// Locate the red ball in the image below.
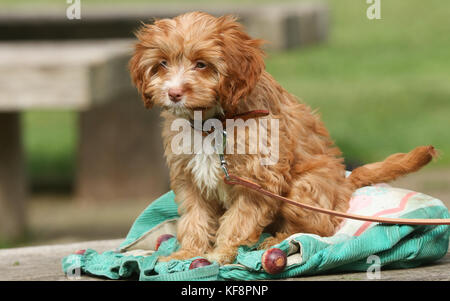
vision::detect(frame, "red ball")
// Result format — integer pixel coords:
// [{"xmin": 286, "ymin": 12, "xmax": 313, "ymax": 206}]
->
[
  {"xmin": 74, "ymin": 249, "xmax": 86, "ymax": 255},
  {"xmin": 261, "ymin": 248, "xmax": 287, "ymax": 274},
  {"xmin": 189, "ymin": 258, "xmax": 212, "ymax": 269},
  {"xmin": 155, "ymin": 234, "xmax": 175, "ymax": 250}
]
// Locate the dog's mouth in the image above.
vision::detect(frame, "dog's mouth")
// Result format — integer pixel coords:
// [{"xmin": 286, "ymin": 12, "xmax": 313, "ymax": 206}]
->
[
  {"xmin": 185, "ymin": 105, "xmax": 211, "ymax": 111},
  {"xmin": 163, "ymin": 104, "xmax": 218, "ymax": 120},
  {"xmin": 163, "ymin": 98, "xmax": 223, "ymax": 120}
]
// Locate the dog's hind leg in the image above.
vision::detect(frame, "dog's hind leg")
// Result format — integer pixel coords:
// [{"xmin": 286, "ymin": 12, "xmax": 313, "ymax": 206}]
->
[{"xmin": 259, "ymin": 167, "xmax": 352, "ymax": 249}]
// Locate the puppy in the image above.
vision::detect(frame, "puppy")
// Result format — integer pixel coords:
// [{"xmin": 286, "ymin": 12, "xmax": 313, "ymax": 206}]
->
[{"xmin": 129, "ymin": 12, "xmax": 436, "ymax": 264}]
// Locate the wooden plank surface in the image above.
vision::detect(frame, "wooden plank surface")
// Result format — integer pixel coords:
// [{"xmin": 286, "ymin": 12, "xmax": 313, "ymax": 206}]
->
[
  {"xmin": 0, "ymin": 239, "xmax": 448, "ymax": 281},
  {"xmin": 0, "ymin": 239, "xmax": 122, "ymax": 281},
  {"xmin": 0, "ymin": 39, "xmax": 133, "ymax": 110}
]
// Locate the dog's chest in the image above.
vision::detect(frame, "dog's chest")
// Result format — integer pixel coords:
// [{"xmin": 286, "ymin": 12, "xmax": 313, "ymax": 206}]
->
[{"xmin": 187, "ymin": 153, "xmax": 231, "ymax": 208}]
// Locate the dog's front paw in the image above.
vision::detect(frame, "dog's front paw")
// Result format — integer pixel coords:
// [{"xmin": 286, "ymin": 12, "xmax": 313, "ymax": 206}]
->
[
  {"xmin": 159, "ymin": 249, "xmax": 204, "ymax": 262},
  {"xmin": 206, "ymin": 248, "xmax": 237, "ymax": 265},
  {"xmin": 257, "ymin": 233, "xmax": 290, "ymax": 250}
]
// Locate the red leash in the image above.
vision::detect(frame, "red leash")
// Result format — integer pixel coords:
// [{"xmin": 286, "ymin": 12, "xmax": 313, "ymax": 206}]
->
[{"xmin": 223, "ymin": 174, "xmax": 450, "ymax": 225}]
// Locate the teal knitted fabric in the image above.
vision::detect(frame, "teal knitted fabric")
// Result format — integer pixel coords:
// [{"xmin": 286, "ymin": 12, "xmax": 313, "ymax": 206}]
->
[{"xmin": 62, "ymin": 187, "xmax": 450, "ymax": 281}]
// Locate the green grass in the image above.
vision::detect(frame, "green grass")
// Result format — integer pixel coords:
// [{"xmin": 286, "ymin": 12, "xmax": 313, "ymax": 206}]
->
[
  {"xmin": 265, "ymin": 0, "xmax": 450, "ymax": 165},
  {"xmin": 22, "ymin": 111, "xmax": 77, "ymax": 191},
  {"xmin": 19, "ymin": 0, "xmax": 450, "ymax": 190}
]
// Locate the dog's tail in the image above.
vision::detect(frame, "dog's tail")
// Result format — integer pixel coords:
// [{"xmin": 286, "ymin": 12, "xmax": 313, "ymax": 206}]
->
[{"xmin": 346, "ymin": 145, "xmax": 438, "ymax": 190}]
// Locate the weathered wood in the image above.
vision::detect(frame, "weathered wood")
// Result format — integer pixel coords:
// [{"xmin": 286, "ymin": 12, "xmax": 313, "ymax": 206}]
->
[
  {"xmin": 76, "ymin": 91, "xmax": 170, "ymax": 202},
  {"xmin": 0, "ymin": 112, "xmax": 27, "ymax": 241},
  {"xmin": 0, "ymin": 40, "xmax": 133, "ymax": 110},
  {"xmin": 0, "ymin": 3, "xmax": 329, "ymax": 51},
  {"xmin": 292, "ymin": 255, "xmax": 450, "ymax": 281},
  {"xmin": 245, "ymin": 2, "xmax": 329, "ymax": 49},
  {"xmin": 0, "ymin": 239, "xmax": 448, "ymax": 281},
  {"xmin": 0, "ymin": 239, "xmax": 121, "ymax": 281}
]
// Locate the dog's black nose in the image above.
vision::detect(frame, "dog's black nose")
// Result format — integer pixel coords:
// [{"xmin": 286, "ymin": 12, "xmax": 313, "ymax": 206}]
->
[{"xmin": 168, "ymin": 87, "xmax": 184, "ymax": 102}]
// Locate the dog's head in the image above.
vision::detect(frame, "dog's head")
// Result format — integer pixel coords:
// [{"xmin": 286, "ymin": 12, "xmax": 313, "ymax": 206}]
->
[{"xmin": 129, "ymin": 12, "xmax": 265, "ymax": 118}]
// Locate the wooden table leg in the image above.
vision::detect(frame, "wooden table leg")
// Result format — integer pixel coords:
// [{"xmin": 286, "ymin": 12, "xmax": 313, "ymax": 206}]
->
[
  {"xmin": 0, "ymin": 112, "xmax": 27, "ymax": 242},
  {"xmin": 75, "ymin": 90, "xmax": 170, "ymax": 203}
]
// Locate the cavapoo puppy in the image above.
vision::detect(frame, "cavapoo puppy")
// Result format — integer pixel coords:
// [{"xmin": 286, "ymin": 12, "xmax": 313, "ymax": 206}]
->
[{"xmin": 129, "ymin": 12, "xmax": 436, "ymax": 264}]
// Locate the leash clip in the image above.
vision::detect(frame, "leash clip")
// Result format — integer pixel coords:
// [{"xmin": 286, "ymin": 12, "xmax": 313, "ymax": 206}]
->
[{"xmin": 218, "ymin": 130, "xmax": 230, "ymax": 180}]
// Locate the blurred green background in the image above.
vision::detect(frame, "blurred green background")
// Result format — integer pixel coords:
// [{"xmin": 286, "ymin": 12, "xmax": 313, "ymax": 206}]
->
[{"xmin": 16, "ymin": 0, "xmax": 450, "ymax": 192}]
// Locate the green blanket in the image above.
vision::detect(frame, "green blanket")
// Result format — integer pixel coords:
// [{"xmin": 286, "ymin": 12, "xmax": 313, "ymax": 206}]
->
[{"xmin": 62, "ymin": 185, "xmax": 450, "ymax": 280}]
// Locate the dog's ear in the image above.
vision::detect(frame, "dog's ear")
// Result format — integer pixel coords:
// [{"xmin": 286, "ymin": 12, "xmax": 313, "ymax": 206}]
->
[
  {"xmin": 218, "ymin": 16, "xmax": 265, "ymax": 112},
  {"xmin": 129, "ymin": 25, "xmax": 156, "ymax": 109}
]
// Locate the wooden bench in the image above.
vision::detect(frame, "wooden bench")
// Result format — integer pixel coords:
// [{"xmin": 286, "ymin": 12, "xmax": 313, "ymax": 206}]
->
[
  {"xmin": 0, "ymin": 2, "xmax": 328, "ymax": 50},
  {"xmin": 0, "ymin": 239, "xmax": 448, "ymax": 280},
  {"xmin": 0, "ymin": 40, "xmax": 169, "ymax": 241}
]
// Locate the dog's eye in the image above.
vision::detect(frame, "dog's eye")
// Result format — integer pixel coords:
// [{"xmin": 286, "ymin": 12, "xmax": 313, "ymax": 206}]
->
[
  {"xmin": 160, "ymin": 60, "xmax": 168, "ymax": 68},
  {"xmin": 194, "ymin": 61, "xmax": 207, "ymax": 70}
]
